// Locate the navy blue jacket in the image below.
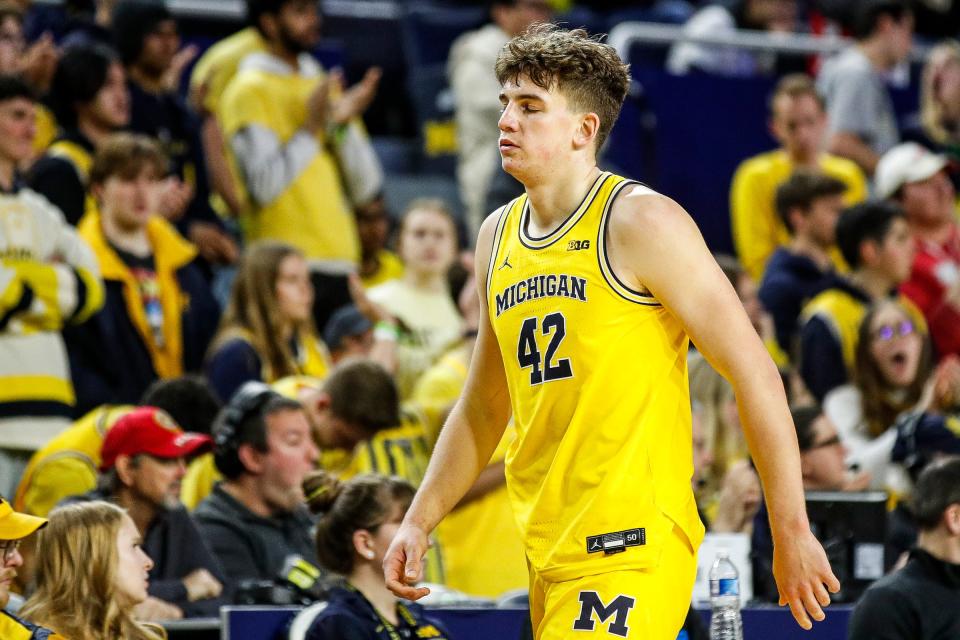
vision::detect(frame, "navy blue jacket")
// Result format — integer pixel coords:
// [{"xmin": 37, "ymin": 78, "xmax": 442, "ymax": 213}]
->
[
  {"xmin": 306, "ymin": 586, "xmax": 453, "ymax": 640},
  {"xmin": 758, "ymin": 247, "xmax": 840, "ymax": 356}
]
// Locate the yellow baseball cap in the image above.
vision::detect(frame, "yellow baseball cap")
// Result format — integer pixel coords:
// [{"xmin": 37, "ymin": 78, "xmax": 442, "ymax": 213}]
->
[{"xmin": 0, "ymin": 497, "xmax": 47, "ymax": 540}]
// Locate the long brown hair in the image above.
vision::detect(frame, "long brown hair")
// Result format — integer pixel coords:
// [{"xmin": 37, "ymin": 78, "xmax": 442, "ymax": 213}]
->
[
  {"xmin": 20, "ymin": 501, "xmax": 165, "ymax": 640},
  {"xmin": 854, "ymin": 301, "xmax": 934, "ymax": 438},
  {"xmin": 209, "ymin": 241, "xmax": 317, "ymax": 381}
]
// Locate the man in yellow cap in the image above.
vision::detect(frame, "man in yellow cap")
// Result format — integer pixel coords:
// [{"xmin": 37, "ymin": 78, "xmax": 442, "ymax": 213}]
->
[{"xmin": 0, "ymin": 496, "xmax": 60, "ymax": 639}]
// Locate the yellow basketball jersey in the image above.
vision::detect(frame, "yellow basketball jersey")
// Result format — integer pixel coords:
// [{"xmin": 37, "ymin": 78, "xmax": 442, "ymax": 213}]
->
[{"xmin": 487, "ymin": 172, "xmax": 705, "ymax": 582}]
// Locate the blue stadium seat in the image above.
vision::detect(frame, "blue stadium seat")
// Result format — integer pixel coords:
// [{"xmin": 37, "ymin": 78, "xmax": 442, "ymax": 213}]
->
[
  {"xmin": 607, "ymin": 0, "xmax": 695, "ymax": 28},
  {"xmin": 406, "ymin": 64, "xmax": 458, "ymax": 175},
  {"xmin": 607, "ymin": 0, "xmax": 696, "ymax": 67},
  {"xmin": 372, "ymin": 136, "xmax": 421, "ymax": 174},
  {"xmin": 399, "ymin": 2, "xmax": 487, "ymax": 69},
  {"xmin": 383, "ymin": 172, "xmax": 464, "ymax": 224},
  {"xmin": 554, "ymin": 6, "xmax": 605, "ymax": 35}
]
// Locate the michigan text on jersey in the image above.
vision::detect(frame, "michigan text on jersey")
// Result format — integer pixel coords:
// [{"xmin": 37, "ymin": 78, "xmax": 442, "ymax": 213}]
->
[{"xmin": 494, "ymin": 274, "xmax": 587, "ymax": 317}]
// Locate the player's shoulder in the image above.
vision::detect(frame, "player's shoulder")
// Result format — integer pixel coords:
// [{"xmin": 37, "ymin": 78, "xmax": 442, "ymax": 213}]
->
[
  {"xmin": 608, "ymin": 181, "xmax": 692, "ymax": 239},
  {"xmin": 476, "ymin": 203, "xmax": 513, "ymax": 266}
]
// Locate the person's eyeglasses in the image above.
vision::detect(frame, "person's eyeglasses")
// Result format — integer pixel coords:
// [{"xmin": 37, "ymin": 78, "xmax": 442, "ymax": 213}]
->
[
  {"xmin": 807, "ymin": 434, "xmax": 842, "ymax": 451},
  {"xmin": 0, "ymin": 539, "xmax": 21, "ymax": 563},
  {"xmin": 874, "ymin": 320, "xmax": 915, "ymax": 342}
]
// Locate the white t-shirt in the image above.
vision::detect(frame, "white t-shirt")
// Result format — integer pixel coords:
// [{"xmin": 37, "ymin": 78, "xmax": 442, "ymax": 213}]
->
[
  {"xmin": 823, "ymin": 384, "xmax": 911, "ymax": 495},
  {"xmin": 369, "ymin": 279, "xmax": 464, "ymax": 399}
]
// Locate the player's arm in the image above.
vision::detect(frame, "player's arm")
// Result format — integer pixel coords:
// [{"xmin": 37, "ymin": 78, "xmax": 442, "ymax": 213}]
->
[
  {"xmin": 384, "ymin": 211, "xmax": 512, "ymax": 600},
  {"xmin": 607, "ymin": 187, "xmax": 839, "ymax": 630}
]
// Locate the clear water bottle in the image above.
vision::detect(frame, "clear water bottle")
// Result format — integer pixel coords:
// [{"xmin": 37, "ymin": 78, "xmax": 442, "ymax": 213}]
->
[{"xmin": 709, "ymin": 549, "xmax": 743, "ymax": 640}]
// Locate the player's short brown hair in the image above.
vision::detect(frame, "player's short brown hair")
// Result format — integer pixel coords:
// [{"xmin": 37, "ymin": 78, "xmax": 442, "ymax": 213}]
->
[{"xmin": 495, "ymin": 23, "xmax": 630, "ymax": 151}]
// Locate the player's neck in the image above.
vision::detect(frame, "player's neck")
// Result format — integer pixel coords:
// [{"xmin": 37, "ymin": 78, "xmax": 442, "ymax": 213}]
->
[{"xmin": 524, "ymin": 164, "xmax": 602, "ymax": 235}]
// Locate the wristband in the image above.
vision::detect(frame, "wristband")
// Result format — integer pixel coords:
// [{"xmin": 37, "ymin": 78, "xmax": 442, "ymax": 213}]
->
[{"xmin": 374, "ymin": 321, "xmax": 399, "ymax": 342}]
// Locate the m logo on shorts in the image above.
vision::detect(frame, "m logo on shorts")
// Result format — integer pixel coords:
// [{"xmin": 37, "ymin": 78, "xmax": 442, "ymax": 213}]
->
[{"xmin": 572, "ymin": 591, "xmax": 635, "ymax": 637}]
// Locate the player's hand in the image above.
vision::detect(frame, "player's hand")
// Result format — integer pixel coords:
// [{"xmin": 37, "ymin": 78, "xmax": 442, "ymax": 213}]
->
[
  {"xmin": 772, "ymin": 528, "xmax": 840, "ymax": 630},
  {"xmin": 383, "ymin": 523, "xmax": 431, "ymax": 601}
]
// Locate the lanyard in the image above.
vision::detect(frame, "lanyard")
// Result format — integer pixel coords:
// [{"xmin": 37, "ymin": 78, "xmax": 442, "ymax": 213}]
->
[{"xmin": 346, "ymin": 584, "xmax": 420, "ymax": 640}]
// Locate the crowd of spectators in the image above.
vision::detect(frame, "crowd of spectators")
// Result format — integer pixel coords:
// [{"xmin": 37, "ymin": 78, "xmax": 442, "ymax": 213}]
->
[{"xmin": 0, "ymin": 0, "xmax": 959, "ymax": 638}]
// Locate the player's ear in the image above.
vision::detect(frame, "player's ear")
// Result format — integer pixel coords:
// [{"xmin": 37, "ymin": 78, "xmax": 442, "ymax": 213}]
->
[{"xmin": 574, "ymin": 112, "xmax": 600, "ymax": 150}]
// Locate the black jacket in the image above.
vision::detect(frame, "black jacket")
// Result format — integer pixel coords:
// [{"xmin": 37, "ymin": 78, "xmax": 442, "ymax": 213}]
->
[
  {"xmin": 758, "ymin": 247, "xmax": 841, "ymax": 356},
  {"xmin": 193, "ymin": 484, "xmax": 319, "ymax": 596},
  {"xmin": 848, "ymin": 548, "xmax": 960, "ymax": 640}
]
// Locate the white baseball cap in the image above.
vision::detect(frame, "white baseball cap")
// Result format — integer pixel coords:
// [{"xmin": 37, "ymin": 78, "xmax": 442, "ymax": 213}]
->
[{"xmin": 875, "ymin": 142, "xmax": 949, "ymax": 200}]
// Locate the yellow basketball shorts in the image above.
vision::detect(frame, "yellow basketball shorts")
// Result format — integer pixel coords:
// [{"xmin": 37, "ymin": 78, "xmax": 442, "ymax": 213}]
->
[{"xmin": 528, "ymin": 525, "xmax": 697, "ymax": 640}]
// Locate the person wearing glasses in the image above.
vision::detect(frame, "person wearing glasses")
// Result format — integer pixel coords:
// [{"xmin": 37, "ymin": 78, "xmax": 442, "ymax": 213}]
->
[
  {"xmin": 822, "ymin": 300, "xmax": 960, "ymax": 495},
  {"xmin": 0, "ymin": 496, "xmax": 58, "ymax": 639},
  {"xmin": 798, "ymin": 201, "xmax": 922, "ymax": 402},
  {"xmin": 751, "ymin": 405, "xmax": 868, "ymax": 602},
  {"xmin": 193, "ymin": 382, "xmax": 321, "ymax": 593}
]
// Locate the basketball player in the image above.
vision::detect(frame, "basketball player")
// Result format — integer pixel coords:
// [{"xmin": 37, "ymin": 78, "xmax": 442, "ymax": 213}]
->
[{"xmin": 384, "ymin": 24, "xmax": 838, "ymax": 639}]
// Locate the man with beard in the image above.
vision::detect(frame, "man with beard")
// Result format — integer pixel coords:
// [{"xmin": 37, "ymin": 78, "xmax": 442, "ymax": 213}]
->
[
  {"xmin": 219, "ymin": 0, "xmax": 382, "ymax": 331},
  {"xmin": 195, "ymin": 382, "xmax": 323, "ymax": 596},
  {"xmin": 64, "ymin": 406, "xmax": 223, "ymax": 619},
  {"xmin": 113, "ymin": 0, "xmax": 238, "ymax": 269}
]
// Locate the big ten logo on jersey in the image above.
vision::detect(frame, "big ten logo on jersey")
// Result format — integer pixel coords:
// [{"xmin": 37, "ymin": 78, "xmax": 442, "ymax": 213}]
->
[
  {"xmin": 572, "ymin": 591, "xmax": 636, "ymax": 637},
  {"xmin": 567, "ymin": 239, "xmax": 591, "ymax": 251}
]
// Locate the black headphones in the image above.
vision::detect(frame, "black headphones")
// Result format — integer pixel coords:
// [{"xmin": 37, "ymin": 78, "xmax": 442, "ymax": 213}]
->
[{"xmin": 214, "ymin": 381, "xmax": 281, "ymax": 478}]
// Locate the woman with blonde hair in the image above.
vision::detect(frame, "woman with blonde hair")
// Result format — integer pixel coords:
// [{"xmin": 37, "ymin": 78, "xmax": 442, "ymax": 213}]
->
[
  {"xmin": 906, "ymin": 40, "xmax": 960, "ymax": 172},
  {"xmin": 20, "ymin": 501, "xmax": 164, "ymax": 640},
  {"xmin": 206, "ymin": 240, "xmax": 332, "ymax": 402}
]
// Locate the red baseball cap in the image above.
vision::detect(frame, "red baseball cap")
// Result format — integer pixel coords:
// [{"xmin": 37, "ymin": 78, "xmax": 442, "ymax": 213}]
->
[{"xmin": 100, "ymin": 407, "xmax": 213, "ymax": 471}]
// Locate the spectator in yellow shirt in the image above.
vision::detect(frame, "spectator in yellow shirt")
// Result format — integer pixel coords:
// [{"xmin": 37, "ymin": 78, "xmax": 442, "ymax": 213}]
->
[{"xmin": 731, "ymin": 73, "xmax": 867, "ymax": 281}]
